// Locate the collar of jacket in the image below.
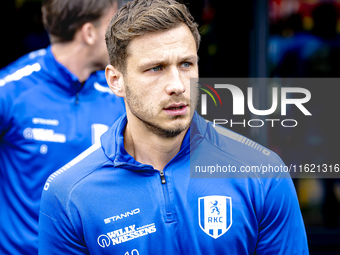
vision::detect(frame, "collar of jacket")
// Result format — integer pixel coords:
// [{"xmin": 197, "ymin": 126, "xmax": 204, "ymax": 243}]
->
[{"xmin": 101, "ymin": 111, "xmax": 207, "ymax": 170}]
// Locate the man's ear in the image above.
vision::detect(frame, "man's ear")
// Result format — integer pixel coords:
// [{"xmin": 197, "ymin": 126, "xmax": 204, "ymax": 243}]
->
[
  {"xmin": 80, "ymin": 22, "xmax": 97, "ymax": 45},
  {"xmin": 105, "ymin": 65, "xmax": 125, "ymax": 97}
]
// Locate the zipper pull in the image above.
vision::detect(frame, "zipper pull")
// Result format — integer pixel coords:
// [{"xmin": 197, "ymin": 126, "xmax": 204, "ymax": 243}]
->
[
  {"xmin": 75, "ymin": 92, "xmax": 79, "ymax": 105},
  {"xmin": 160, "ymin": 170, "xmax": 166, "ymax": 184}
]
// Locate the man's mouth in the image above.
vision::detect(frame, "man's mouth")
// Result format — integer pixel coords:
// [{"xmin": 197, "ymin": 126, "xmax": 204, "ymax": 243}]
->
[
  {"xmin": 166, "ymin": 106, "xmax": 185, "ymax": 110},
  {"xmin": 163, "ymin": 103, "xmax": 188, "ymax": 116}
]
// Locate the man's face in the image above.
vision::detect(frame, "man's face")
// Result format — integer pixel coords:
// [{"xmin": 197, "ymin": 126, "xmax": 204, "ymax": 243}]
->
[{"xmin": 122, "ymin": 24, "xmax": 199, "ymax": 138}]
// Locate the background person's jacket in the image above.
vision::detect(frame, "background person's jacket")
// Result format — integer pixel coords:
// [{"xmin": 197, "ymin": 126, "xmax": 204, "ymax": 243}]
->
[
  {"xmin": 39, "ymin": 112, "xmax": 309, "ymax": 255},
  {"xmin": 0, "ymin": 46, "xmax": 126, "ymax": 254}
]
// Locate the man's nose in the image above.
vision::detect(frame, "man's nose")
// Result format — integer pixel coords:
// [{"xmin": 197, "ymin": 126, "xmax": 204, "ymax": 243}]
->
[{"xmin": 165, "ymin": 67, "xmax": 186, "ymax": 96}]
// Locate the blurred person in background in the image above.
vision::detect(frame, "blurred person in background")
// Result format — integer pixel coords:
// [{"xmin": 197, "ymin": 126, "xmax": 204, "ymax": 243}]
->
[{"xmin": 0, "ymin": 0, "xmax": 127, "ymax": 254}]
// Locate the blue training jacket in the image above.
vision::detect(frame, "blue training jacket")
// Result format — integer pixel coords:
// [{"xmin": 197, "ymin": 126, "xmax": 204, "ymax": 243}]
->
[
  {"xmin": 0, "ymin": 46, "xmax": 126, "ymax": 254},
  {"xmin": 39, "ymin": 112, "xmax": 309, "ymax": 255}
]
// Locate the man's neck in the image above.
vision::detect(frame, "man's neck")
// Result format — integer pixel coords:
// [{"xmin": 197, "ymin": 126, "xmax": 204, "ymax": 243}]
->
[
  {"xmin": 51, "ymin": 43, "xmax": 94, "ymax": 83},
  {"xmin": 124, "ymin": 116, "xmax": 187, "ymax": 171}
]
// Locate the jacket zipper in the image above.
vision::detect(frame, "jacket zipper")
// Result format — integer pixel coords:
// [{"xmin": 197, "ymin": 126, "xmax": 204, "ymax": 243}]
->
[
  {"xmin": 159, "ymin": 170, "xmax": 173, "ymax": 221},
  {"xmin": 156, "ymin": 145, "xmax": 192, "ymax": 222},
  {"xmin": 75, "ymin": 92, "xmax": 79, "ymax": 105},
  {"xmin": 160, "ymin": 169, "xmax": 166, "ymax": 184},
  {"xmin": 75, "ymin": 81, "xmax": 85, "ymax": 105}
]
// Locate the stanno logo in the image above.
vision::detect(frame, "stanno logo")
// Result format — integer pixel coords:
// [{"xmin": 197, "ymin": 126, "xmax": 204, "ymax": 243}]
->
[
  {"xmin": 104, "ymin": 208, "xmax": 140, "ymax": 224},
  {"xmin": 32, "ymin": 118, "xmax": 59, "ymax": 126},
  {"xmin": 198, "ymin": 195, "xmax": 232, "ymax": 239},
  {"xmin": 97, "ymin": 223, "xmax": 157, "ymax": 248}
]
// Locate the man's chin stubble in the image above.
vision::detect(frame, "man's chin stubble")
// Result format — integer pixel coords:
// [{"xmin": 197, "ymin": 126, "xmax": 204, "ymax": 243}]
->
[{"xmin": 135, "ymin": 114, "xmax": 188, "ymax": 138}]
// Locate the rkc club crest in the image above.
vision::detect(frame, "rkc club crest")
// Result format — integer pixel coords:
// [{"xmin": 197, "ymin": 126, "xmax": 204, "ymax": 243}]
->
[{"xmin": 198, "ymin": 195, "xmax": 232, "ymax": 239}]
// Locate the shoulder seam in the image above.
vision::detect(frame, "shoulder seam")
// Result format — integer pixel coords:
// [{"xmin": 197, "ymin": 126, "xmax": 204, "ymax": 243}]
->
[
  {"xmin": 44, "ymin": 143, "xmax": 102, "ymax": 190},
  {"xmin": 201, "ymin": 136, "xmax": 264, "ymax": 183},
  {"xmin": 207, "ymin": 121, "xmax": 272, "ymax": 157},
  {"xmin": 0, "ymin": 63, "xmax": 41, "ymax": 87}
]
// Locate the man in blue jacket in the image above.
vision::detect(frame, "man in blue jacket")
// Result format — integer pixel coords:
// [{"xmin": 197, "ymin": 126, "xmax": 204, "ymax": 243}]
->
[
  {"xmin": 39, "ymin": 0, "xmax": 309, "ymax": 254},
  {"xmin": 0, "ymin": 0, "xmax": 126, "ymax": 254}
]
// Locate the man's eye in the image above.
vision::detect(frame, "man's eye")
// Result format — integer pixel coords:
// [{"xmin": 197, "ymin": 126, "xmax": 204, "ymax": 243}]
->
[
  {"xmin": 181, "ymin": 62, "xmax": 191, "ymax": 68},
  {"xmin": 149, "ymin": 66, "xmax": 163, "ymax": 72}
]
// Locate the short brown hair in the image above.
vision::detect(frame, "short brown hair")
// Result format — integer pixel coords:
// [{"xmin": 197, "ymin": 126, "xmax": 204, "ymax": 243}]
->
[
  {"xmin": 105, "ymin": 0, "xmax": 200, "ymax": 73},
  {"xmin": 42, "ymin": 0, "xmax": 124, "ymax": 43}
]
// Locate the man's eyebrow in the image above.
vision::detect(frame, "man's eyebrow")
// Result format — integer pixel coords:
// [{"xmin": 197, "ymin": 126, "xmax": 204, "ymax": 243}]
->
[
  {"xmin": 181, "ymin": 55, "xmax": 199, "ymax": 63},
  {"xmin": 139, "ymin": 60, "xmax": 165, "ymax": 70},
  {"xmin": 139, "ymin": 55, "xmax": 199, "ymax": 70}
]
